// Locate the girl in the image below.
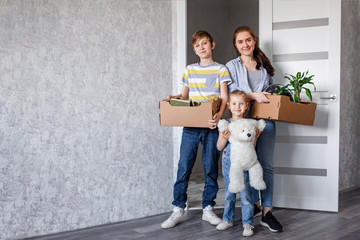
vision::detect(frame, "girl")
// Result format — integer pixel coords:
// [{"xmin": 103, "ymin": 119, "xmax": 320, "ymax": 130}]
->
[
  {"xmin": 226, "ymin": 26, "xmax": 283, "ymax": 233},
  {"xmin": 216, "ymin": 90, "xmax": 255, "ymax": 237}
]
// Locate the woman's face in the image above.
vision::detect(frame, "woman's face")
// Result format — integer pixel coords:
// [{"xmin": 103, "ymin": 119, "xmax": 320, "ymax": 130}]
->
[{"xmin": 234, "ymin": 31, "xmax": 256, "ymax": 57}]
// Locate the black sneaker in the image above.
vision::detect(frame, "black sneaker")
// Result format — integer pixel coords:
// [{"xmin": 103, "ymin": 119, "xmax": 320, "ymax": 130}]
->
[
  {"xmin": 260, "ymin": 211, "xmax": 283, "ymax": 232},
  {"xmin": 254, "ymin": 204, "xmax": 262, "ymax": 218}
]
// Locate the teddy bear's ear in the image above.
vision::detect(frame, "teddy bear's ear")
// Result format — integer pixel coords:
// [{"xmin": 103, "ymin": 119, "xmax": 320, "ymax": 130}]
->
[
  {"xmin": 217, "ymin": 119, "xmax": 229, "ymax": 132},
  {"xmin": 257, "ymin": 119, "xmax": 266, "ymax": 131}
]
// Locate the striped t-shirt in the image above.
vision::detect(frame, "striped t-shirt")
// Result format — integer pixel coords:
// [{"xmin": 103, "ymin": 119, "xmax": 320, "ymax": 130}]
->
[{"xmin": 181, "ymin": 62, "xmax": 231, "ymax": 102}]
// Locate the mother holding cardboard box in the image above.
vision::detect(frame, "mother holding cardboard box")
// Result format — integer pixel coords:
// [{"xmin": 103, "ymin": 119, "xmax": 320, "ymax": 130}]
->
[{"xmin": 225, "ymin": 26, "xmax": 283, "ymax": 233}]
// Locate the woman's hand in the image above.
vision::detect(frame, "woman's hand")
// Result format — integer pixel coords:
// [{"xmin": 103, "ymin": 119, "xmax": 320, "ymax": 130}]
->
[
  {"xmin": 248, "ymin": 92, "xmax": 271, "ymax": 103},
  {"xmin": 208, "ymin": 112, "xmax": 221, "ymax": 129}
]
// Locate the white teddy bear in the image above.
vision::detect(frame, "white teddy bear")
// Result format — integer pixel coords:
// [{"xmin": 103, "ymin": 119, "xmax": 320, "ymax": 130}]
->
[{"xmin": 218, "ymin": 118, "xmax": 267, "ymax": 193}]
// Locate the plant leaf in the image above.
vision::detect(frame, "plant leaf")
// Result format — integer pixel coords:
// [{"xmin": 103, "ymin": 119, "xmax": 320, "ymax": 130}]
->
[
  {"xmin": 284, "ymin": 75, "xmax": 292, "ymax": 82},
  {"xmin": 293, "ymin": 94, "xmax": 299, "ymax": 103},
  {"xmin": 277, "ymin": 85, "xmax": 290, "ymax": 94},
  {"xmin": 304, "ymin": 87, "xmax": 313, "ymax": 101}
]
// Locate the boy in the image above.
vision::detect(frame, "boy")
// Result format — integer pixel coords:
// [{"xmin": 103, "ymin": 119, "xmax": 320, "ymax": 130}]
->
[{"xmin": 161, "ymin": 30, "xmax": 231, "ymax": 228}]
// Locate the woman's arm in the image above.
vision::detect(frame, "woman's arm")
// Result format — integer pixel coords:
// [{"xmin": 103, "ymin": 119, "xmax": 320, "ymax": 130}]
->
[{"xmin": 246, "ymin": 92, "xmax": 271, "ymax": 103}]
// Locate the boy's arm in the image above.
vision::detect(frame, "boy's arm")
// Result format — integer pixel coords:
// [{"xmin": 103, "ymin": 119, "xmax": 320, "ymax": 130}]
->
[
  {"xmin": 208, "ymin": 82, "xmax": 228, "ymax": 129},
  {"xmin": 163, "ymin": 86, "xmax": 189, "ymax": 101},
  {"xmin": 218, "ymin": 81, "xmax": 229, "ymax": 117}
]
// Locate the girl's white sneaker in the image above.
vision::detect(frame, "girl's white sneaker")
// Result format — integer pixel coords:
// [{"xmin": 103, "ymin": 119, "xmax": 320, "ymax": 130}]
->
[
  {"xmin": 243, "ymin": 224, "xmax": 254, "ymax": 237},
  {"xmin": 216, "ymin": 220, "xmax": 234, "ymax": 230}
]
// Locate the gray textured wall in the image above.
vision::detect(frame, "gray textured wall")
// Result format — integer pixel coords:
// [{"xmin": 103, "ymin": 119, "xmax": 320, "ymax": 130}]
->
[
  {"xmin": 0, "ymin": 0, "xmax": 175, "ymax": 239},
  {"xmin": 339, "ymin": 0, "xmax": 360, "ymax": 191}
]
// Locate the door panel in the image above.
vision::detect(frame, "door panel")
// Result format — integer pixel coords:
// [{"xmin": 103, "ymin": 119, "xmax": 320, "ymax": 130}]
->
[
  {"xmin": 273, "ymin": 0, "xmax": 329, "ymax": 22},
  {"xmin": 273, "ymin": 27, "xmax": 329, "ymax": 55},
  {"xmin": 260, "ymin": 0, "xmax": 340, "ymax": 212}
]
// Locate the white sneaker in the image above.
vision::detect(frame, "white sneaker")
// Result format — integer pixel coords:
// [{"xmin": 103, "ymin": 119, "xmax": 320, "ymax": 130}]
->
[
  {"xmin": 161, "ymin": 206, "xmax": 186, "ymax": 229},
  {"xmin": 243, "ymin": 224, "xmax": 254, "ymax": 237},
  {"xmin": 216, "ymin": 220, "xmax": 234, "ymax": 230},
  {"xmin": 202, "ymin": 205, "xmax": 222, "ymax": 225}
]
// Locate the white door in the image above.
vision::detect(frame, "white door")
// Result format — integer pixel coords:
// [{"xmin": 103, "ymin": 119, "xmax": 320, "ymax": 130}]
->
[{"xmin": 259, "ymin": 0, "xmax": 341, "ymax": 212}]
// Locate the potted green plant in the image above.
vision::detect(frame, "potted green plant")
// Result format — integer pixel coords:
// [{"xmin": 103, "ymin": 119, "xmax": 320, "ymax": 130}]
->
[{"xmin": 277, "ymin": 70, "xmax": 316, "ymax": 103}]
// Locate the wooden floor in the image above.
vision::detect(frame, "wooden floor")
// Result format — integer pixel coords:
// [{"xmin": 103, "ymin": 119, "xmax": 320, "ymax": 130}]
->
[{"xmin": 28, "ymin": 188, "xmax": 360, "ymax": 240}]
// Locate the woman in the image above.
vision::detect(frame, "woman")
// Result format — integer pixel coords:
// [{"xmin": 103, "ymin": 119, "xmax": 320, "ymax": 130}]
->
[{"xmin": 226, "ymin": 26, "xmax": 283, "ymax": 233}]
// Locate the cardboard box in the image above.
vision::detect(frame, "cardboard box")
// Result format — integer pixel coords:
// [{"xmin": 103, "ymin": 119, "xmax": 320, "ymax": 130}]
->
[
  {"xmin": 159, "ymin": 98, "xmax": 222, "ymax": 128},
  {"xmin": 251, "ymin": 95, "xmax": 317, "ymax": 125}
]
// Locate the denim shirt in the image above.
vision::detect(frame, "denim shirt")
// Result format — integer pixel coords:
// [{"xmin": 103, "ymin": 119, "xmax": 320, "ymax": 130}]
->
[{"xmin": 226, "ymin": 57, "xmax": 274, "ymax": 93}]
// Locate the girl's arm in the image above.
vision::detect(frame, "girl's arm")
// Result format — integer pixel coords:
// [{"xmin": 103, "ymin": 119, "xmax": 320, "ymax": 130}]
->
[
  {"xmin": 217, "ymin": 130, "xmax": 231, "ymax": 151},
  {"xmin": 209, "ymin": 82, "xmax": 228, "ymax": 129},
  {"xmin": 163, "ymin": 86, "xmax": 189, "ymax": 101}
]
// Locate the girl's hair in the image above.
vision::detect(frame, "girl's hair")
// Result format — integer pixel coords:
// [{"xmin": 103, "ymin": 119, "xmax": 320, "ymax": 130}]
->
[
  {"xmin": 233, "ymin": 26, "xmax": 275, "ymax": 76},
  {"xmin": 229, "ymin": 90, "xmax": 248, "ymax": 102},
  {"xmin": 192, "ymin": 30, "xmax": 214, "ymax": 46},
  {"xmin": 228, "ymin": 90, "xmax": 249, "ymax": 117}
]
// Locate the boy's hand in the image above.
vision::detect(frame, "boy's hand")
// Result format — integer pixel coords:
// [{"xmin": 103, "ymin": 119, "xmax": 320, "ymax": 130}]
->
[
  {"xmin": 163, "ymin": 95, "xmax": 171, "ymax": 101},
  {"xmin": 208, "ymin": 113, "xmax": 221, "ymax": 129}
]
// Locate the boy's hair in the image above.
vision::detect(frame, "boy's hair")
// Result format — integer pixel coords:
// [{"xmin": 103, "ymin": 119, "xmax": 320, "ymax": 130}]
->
[
  {"xmin": 229, "ymin": 90, "xmax": 248, "ymax": 102},
  {"xmin": 192, "ymin": 30, "xmax": 214, "ymax": 46},
  {"xmin": 233, "ymin": 26, "xmax": 275, "ymax": 76}
]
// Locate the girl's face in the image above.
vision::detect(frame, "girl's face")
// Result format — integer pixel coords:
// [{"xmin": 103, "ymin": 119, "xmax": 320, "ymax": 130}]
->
[
  {"xmin": 228, "ymin": 95, "xmax": 248, "ymax": 118},
  {"xmin": 234, "ymin": 31, "xmax": 256, "ymax": 57},
  {"xmin": 193, "ymin": 37, "xmax": 215, "ymax": 59}
]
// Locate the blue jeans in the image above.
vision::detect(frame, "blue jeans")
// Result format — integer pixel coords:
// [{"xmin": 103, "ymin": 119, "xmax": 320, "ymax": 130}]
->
[
  {"xmin": 252, "ymin": 120, "xmax": 276, "ymax": 208},
  {"xmin": 172, "ymin": 127, "xmax": 220, "ymax": 209},
  {"xmin": 222, "ymin": 144, "xmax": 254, "ymax": 224}
]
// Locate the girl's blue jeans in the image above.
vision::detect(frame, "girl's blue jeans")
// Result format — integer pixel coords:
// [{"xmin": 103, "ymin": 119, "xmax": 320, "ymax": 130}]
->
[
  {"xmin": 222, "ymin": 155, "xmax": 254, "ymax": 224},
  {"xmin": 172, "ymin": 127, "xmax": 220, "ymax": 209},
  {"xmin": 252, "ymin": 119, "xmax": 276, "ymax": 208}
]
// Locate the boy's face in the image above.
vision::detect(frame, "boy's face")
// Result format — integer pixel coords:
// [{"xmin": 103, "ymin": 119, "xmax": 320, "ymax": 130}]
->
[
  {"xmin": 228, "ymin": 95, "xmax": 248, "ymax": 118},
  {"xmin": 193, "ymin": 37, "xmax": 215, "ymax": 59}
]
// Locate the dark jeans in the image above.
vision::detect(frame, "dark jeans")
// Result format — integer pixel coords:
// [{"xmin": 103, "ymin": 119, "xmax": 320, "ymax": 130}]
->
[{"xmin": 172, "ymin": 127, "xmax": 220, "ymax": 209}]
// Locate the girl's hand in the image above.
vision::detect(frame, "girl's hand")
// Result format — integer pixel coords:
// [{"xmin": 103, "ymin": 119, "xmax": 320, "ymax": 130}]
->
[
  {"xmin": 254, "ymin": 129, "xmax": 263, "ymax": 146},
  {"xmin": 221, "ymin": 130, "xmax": 231, "ymax": 140},
  {"xmin": 255, "ymin": 129, "xmax": 262, "ymax": 139},
  {"xmin": 208, "ymin": 113, "xmax": 221, "ymax": 129}
]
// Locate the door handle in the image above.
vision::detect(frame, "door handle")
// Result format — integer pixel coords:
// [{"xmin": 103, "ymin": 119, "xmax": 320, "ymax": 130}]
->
[{"xmin": 320, "ymin": 94, "xmax": 337, "ymax": 102}]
